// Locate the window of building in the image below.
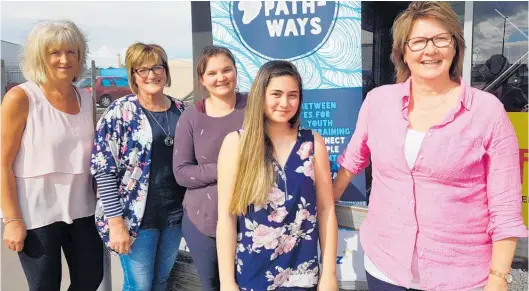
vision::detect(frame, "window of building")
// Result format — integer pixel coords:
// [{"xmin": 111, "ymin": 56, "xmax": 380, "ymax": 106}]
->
[{"xmin": 471, "ymin": 1, "xmax": 528, "ymax": 112}]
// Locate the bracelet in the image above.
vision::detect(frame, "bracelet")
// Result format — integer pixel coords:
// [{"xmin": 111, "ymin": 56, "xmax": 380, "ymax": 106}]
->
[{"xmin": 3, "ymin": 218, "xmax": 24, "ymax": 225}]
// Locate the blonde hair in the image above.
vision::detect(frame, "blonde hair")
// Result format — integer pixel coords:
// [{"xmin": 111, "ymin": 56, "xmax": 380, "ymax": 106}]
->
[
  {"xmin": 21, "ymin": 20, "xmax": 88, "ymax": 84},
  {"xmin": 125, "ymin": 42, "xmax": 171, "ymax": 95},
  {"xmin": 230, "ymin": 61, "xmax": 303, "ymax": 215},
  {"xmin": 391, "ymin": 1, "xmax": 465, "ymax": 83}
]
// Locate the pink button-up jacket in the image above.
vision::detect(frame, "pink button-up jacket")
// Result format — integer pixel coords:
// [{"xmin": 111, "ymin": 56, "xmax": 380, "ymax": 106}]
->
[{"xmin": 338, "ymin": 79, "xmax": 527, "ymax": 291}]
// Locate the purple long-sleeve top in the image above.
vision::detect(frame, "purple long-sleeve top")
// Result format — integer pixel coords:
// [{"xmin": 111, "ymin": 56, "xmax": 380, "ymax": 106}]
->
[{"xmin": 173, "ymin": 93, "xmax": 246, "ymax": 237}]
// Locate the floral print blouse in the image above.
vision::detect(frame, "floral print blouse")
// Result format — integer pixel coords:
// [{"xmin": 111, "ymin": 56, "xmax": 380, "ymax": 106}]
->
[
  {"xmin": 90, "ymin": 94, "xmax": 185, "ymax": 252},
  {"xmin": 236, "ymin": 129, "xmax": 319, "ymax": 291}
]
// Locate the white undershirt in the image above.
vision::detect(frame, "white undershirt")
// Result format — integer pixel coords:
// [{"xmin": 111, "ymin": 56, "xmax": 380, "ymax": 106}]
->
[{"xmin": 364, "ymin": 128, "xmax": 425, "ymax": 289}]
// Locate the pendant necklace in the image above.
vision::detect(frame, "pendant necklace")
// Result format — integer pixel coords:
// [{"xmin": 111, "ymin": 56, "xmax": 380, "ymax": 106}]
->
[{"xmin": 145, "ymin": 105, "xmax": 174, "ymax": 147}]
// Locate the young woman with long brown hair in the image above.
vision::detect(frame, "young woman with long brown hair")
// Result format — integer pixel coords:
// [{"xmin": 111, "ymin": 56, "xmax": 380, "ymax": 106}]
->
[{"xmin": 216, "ymin": 61, "xmax": 338, "ymax": 291}]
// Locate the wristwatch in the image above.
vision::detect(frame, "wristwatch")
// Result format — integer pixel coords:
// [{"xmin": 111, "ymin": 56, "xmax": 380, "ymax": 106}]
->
[{"xmin": 489, "ymin": 269, "xmax": 513, "ymax": 284}]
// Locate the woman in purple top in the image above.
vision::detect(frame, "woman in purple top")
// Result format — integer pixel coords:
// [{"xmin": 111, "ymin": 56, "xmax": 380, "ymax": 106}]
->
[{"xmin": 173, "ymin": 45, "xmax": 246, "ymax": 291}]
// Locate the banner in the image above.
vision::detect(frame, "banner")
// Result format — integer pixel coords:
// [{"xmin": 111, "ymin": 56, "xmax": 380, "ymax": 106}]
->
[
  {"xmin": 507, "ymin": 112, "xmax": 528, "ymax": 228},
  {"xmin": 211, "ymin": 1, "xmax": 366, "ymax": 205}
]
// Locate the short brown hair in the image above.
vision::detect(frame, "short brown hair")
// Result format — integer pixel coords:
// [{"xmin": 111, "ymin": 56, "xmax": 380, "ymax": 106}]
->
[
  {"xmin": 125, "ymin": 42, "xmax": 171, "ymax": 94},
  {"xmin": 196, "ymin": 45, "xmax": 237, "ymax": 83},
  {"xmin": 390, "ymin": 2, "xmax": 465, "ymax": 83}
]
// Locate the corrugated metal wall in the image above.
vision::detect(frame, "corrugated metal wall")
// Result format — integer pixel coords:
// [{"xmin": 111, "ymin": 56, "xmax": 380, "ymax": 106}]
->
[{"xmin": 164, "ymin": 59, "xmax": 194, "ymax": 101}]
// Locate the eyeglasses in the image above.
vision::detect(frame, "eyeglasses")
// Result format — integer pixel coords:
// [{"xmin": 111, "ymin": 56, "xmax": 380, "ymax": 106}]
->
[
  {"xmin": 135, "ymin": 65, "xmax": 165, "ymax": 78},
  {"xmin": 406, "ymin": 33, "xmax": 454, "ymax": 52}
]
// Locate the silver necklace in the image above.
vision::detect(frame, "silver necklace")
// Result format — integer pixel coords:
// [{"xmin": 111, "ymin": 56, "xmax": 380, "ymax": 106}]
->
[{"xmin": 145, "ymin": 105, "xmax": 174, "ymax": 147}]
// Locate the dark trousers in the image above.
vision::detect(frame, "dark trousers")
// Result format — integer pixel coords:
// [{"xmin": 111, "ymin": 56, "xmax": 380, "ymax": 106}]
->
[
  {"xmin": 18, "ymin": 215, "xmax": 104, "ymax": 291},
  {"xmin": 182, "ymin": 212, "xmax": 220, "ymax": 291},
  {"xmin": 367, "ymin": 272, "xmax": 424, "ymax": 291}
]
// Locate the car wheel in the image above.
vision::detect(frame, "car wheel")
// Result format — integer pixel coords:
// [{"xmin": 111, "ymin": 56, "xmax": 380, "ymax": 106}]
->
[{"xmin": 99, "ymin": 95, "xmax": 111, "ymax": 108}]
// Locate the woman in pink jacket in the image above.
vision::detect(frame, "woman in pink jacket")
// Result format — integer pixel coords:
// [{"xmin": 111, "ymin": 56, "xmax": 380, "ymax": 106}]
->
[{"xmin": 333, "ymin": 2, "xmax": 527, "ymax": 291}]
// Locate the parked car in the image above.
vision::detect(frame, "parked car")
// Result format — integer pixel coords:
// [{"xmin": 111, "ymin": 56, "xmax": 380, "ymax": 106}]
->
[
  {"xmin": 77, "ymin": 76, "xmax": 132, "ymax": 107},
  {"xmin": 5, "ymin": 82, "xmax": 21, "ymax": 93}
]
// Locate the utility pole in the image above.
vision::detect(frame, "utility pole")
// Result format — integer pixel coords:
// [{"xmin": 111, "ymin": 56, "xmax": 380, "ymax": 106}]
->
[{"xmin": 495, "ymin": 9, "xmax": 508, "ymax": 56}]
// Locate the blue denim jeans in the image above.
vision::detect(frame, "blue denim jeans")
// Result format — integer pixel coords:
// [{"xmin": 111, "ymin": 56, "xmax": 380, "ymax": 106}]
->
[{"xmin": 119, "ymin": 226, "xmax": 183, "ymax": 291}]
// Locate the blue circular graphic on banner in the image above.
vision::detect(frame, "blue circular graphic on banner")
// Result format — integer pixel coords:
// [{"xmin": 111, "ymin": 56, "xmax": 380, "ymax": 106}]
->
[{"xmin": 230, "ymin": 1, "xmax": 339, "ymax": 61}]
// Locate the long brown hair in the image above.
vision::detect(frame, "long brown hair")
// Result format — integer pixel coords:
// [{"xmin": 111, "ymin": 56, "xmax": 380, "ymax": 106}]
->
[
  {"xmin": 230, "ymin": 61, "xmax": 303, "ymax": 215},
  {"xmin": 390, "ymin": 1, "xmax": 465, "ymax": 83}
]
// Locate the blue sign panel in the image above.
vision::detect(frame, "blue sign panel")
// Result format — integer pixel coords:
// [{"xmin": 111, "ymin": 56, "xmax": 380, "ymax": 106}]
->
[
  {"xmin": 231, "ymin": 1, "xmax": 338, "ymax": 60},
  {"xmin": 212, "ymin": 1, "xmax": 366, "ymax": 205}
]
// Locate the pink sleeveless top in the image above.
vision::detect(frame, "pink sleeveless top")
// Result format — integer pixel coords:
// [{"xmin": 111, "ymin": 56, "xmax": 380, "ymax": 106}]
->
[{"xmin": 11, "ymin": 81, "xmax": 96, "ymax": 229}]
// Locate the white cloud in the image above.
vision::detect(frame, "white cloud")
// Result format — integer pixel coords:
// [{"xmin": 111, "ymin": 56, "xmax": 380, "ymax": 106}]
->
[
  {"xmin": 472, "ymin": 8, "xmax": 528, "ymax": 65},
  {"xmin": 1, "ymin": 1, "xmax": 193, "ymax": 68}
]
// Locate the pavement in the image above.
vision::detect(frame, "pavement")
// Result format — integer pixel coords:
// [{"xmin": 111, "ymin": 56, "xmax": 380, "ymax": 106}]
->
[{"xmin": 0, "ymin": 224, "xmax": 124, "ymax": 291}]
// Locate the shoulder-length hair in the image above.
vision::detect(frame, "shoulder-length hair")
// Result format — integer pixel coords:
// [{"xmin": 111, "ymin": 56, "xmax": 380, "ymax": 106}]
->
[
  {"xmin": 390, "ymin": 1, "xmax": 465, "ymax": 83},
  {"xmin": 230, "ymin": 60, "xmax": 303, "ymax": 215},
  {"xmin": 21, "ymin": 20, "xmax": 88, "ymax": 84}
]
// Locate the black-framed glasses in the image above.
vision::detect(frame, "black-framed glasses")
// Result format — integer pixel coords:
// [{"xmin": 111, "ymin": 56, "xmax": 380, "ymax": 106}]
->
[
  {"xmin": 406, "ymin": 33, "xmax": 454, "ymax": 52},
  {"xmin": 135, "ymin": 65, "xmax": 165, "ymax": 78}
]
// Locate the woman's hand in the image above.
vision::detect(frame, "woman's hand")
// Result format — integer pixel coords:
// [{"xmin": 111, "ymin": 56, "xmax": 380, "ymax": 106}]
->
[
  {"xmin": 108, "ymin": 217, "xmax": 131, "ymax": 254},
  {"xmin": 3, "ymin": 220, "xmax": 27, "ymax": 252},
  {"xmin": 318, "ymin": 273, "xmax": 338, "ymax": 291},
  {"xmin": 484, "ymin": 275, "xmax": 508, "ymax": 291}
]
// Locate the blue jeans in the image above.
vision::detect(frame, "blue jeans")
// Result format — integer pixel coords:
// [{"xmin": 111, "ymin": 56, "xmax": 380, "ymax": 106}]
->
[{"xmin": 119, "ymin": 226, "xmax": 183, "ymax": 291}]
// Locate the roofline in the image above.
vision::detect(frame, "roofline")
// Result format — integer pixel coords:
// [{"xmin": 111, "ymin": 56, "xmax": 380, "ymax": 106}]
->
[{"xmin": 1, "ymin": 40, "xmax": 22, "ymax": 46}]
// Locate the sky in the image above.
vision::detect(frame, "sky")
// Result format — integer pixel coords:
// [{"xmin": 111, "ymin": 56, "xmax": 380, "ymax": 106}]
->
[
  {"xmin": 1, "ymin": 1, "xmax": 526, "ymax": 67},
  {"xmin": 472, "ymin": 3, "xmax": 528, "ymax": 65},
  {"xmin": 1, "ymin": 1, "xmax": 193, "ymax": 68}
]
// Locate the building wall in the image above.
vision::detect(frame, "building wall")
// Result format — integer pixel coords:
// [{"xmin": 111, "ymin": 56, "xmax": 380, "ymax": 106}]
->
[
  {"xmin": 164, "ymin": 59, "xmax": 194, "ymax": 103},
  {"xmin": 1, "ymin": 41, "xmax": 25, "ymax": 97},
  {"xmin": 1, "ymin": 40, "xmax": 22, "ymax": 65}
]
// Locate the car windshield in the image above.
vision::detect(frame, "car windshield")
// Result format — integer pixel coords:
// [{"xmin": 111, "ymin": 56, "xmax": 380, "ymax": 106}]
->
[{"xmin": 77, "ymin": 78, "xmax": 92, "ymax": 88}]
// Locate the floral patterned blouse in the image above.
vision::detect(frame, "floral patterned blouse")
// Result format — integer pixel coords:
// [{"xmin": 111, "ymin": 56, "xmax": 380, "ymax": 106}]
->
[
  {"xmin": 236, "ymin": 129, "xmax": 319, "ymax": 291},
  {"xmin": 90, "ymin": 94, "xmax": 185, "ymax": 252}
]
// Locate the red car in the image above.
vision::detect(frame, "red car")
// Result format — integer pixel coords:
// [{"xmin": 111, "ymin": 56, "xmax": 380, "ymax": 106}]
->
[{"xmin": 77, "ymin": 76, "xmax": 132, "ymax": 107}]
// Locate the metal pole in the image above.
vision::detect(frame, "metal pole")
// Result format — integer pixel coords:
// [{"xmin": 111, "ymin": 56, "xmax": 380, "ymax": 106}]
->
[
  {"xmin": 91, "ymin": 59, "xmax": 112, "ymax": 291},
  {"xmin": 91, "ymin": 60, "xmax": 97, "ymax": 103},
  {"xmin": 462, "ymin": 1, "xmax": 474, "ymax": 83},
  {"xmin": 191, "ymin": 1, "xmax": 213, "ymax": 103},
  {"xmin": 1, "ymin": 59, "xmax": 6, "ymax": 101},
  {"xmin": 97, "ymin": 250, "xmax": 112, "ymax": 291},
  {"xmin": 494, "ymin": 9, "xmax": 509, "ymax": 56},
  {"xmin": 501, "ymin": 17, "xmax": 506, "ymax": 55}
]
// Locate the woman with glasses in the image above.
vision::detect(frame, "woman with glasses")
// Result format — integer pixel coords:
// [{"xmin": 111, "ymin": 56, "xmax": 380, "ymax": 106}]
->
[
  {"xmin": 333, "ymin": 2, "xmax": 526, "ymax": 291},
  {"xmin": 91, "ymin": 42, "xmax": 187, "ymax": 291}
]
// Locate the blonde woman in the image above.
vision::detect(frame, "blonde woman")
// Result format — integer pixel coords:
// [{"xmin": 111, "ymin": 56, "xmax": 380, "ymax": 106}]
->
[
  {"xmin": 216, "ymin": 61, "xmax": 338, "ymax": 291},
  {"xmin": 333, "ymin": 2, "xmax": 527, "ymax": 291},
  {"xmin": 1, "ymin": 20, "xmax": 103, "ymax": 290},
  {"xmin": 91, "ymin": 43, "xmax": 186, "ymax": 291}
]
